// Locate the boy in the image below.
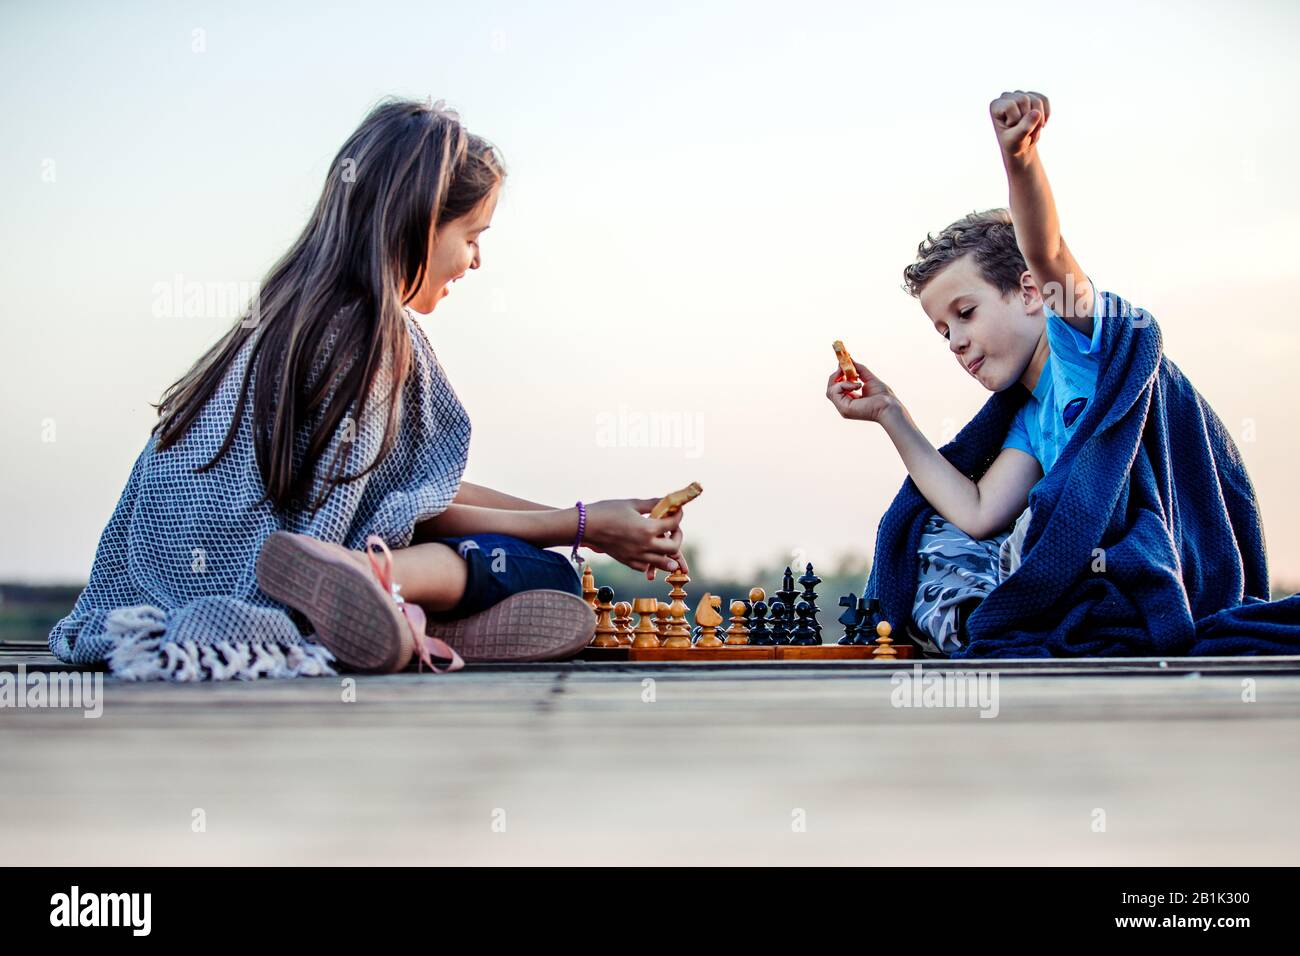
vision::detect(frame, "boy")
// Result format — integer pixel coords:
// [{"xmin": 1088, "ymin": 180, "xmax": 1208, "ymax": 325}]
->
[{"xmin": 826, "ymin": 90, "xmax": 1107, "ymax": 655}]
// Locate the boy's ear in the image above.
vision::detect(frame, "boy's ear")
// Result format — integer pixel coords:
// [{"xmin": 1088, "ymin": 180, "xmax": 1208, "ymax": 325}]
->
[{"xmin": 1017, "ymin": 269, "xmax": 1044, "ymax": 314}]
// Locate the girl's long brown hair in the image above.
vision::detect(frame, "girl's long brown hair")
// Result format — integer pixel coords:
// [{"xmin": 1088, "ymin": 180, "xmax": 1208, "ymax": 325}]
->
[{"xmin": 151, "ymin": 98, "xmax": 504, "ymax": 514}]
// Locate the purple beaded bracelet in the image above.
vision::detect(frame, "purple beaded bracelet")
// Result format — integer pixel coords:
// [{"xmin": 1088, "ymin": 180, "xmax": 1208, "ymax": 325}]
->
[{"xmin": 570, "ymin": 501, "xmax": 587, "ymax": 564}]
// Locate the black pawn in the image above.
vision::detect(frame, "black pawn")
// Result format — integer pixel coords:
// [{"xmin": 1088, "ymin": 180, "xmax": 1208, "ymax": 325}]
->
[
  {"xmin": 837, "ymin": 594, "xmax": 859, "ymax": 645},
  {"xmin": 768, "ymin": 599, "xmax": 790, "ymax": 644},
  {"xmin": 790, "ymin": 600, "xmax": 818, "ymax": 645},
  {"xmin": 749, "ymin": 600, "xmax": 774, "ymax": 645},
  {"xmin": 798, "ymin": 562, "xmax": 823, "ymax": 644}
]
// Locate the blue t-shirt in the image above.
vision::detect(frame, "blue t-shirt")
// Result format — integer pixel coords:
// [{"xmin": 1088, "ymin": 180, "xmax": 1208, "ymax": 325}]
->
[{"xmin": 1001, "ymin": 284, "xmax": 1105, "ymax": 476}]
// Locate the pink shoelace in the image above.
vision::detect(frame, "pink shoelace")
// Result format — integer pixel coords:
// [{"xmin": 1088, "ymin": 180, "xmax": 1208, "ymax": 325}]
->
[{"xmin": 364, "ymin": 535, "xmax": 465, "ymax": 673}]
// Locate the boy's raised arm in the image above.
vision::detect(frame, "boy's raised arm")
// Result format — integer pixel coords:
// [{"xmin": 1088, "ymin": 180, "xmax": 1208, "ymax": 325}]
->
[{"xmin": 991, "ymin": 90, "xmax": 1095, "ymax": 332}]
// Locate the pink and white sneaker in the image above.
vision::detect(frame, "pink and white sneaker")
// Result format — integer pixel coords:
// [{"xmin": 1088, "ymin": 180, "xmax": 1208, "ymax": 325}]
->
[{"xmin": 256, "ymin": 531, "xmax": 463, "ymax": 674}]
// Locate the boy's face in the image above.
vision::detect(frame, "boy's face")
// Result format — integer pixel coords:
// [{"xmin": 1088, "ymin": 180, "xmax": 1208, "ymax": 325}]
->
[{"xmin": 918, "ymin": 254, "xmax": 1044, "ymax": 392}]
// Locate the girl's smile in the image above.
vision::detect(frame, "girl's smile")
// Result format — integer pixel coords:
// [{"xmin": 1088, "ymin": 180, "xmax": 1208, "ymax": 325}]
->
[{"xmin": 406, "ymin": 184, "xmax": 499, "ymax": 313}]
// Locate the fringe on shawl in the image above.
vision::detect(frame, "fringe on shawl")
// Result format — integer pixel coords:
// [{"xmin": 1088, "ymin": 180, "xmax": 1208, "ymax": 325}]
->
[{"xmin": 102, "ymin": 605, "xmax": 337, "ymax": 682}]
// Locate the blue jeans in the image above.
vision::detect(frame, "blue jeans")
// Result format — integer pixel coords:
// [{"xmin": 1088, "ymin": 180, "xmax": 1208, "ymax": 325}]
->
[{"xmin": 428, "ymin": 534, "xmax": 582, "ymax": 622}]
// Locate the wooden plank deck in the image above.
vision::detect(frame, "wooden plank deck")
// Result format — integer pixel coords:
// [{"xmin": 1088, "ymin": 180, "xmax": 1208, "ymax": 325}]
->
[{"xmin": 2, "ymin": 649, "xmax": 1298, "ymax": 865}]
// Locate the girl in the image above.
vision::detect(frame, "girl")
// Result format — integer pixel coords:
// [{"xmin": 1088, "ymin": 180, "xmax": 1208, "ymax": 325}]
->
[{"xmin": 50, "ymin": 97, "xmax": 688, "ymax": 680}]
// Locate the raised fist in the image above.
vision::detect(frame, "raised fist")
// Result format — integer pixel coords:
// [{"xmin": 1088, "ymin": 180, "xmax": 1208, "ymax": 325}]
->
[{"xmin": 990, "ymin": 89, "xmax": 1050, "ymax": 160}]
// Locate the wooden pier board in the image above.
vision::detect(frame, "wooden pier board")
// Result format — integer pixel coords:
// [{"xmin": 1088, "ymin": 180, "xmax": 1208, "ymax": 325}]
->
[{"xmin": 3, "ymin": 646, "xmax": 1299, "ymax": 866}]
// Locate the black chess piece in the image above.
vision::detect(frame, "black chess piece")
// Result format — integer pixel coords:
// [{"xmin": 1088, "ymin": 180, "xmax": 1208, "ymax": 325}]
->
[
  {"xmin": 773, "ymin": 568, "xmax": 798, "ymax": 645},
  {"xmin": 851, "ymin": 597, "xmax": 880, "ymax": 646},
  {"xmin": 777, "ymin": 567, "xmax": 798, "ymax": 614},
  {"xmin": 798, "ymin": 563, "xmax": 823, "ymax": 644},
  {"xmin": 768, "ymin": 599, "xmax": 790, "ymax": 644},
  {"xmin": 749, "ymin": 600, "xmax": 774, "ymax": 645},
  {"xmin": 790, "ymin": 600, "xmax": 818, "ymax": 645},
  {"xmin": 837, "ymin": 594, "xmax": 859, "ymax": 645}
]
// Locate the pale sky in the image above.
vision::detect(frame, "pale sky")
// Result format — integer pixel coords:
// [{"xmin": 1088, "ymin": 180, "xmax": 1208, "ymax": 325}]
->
[{"xmin": 3, "ymin": 0, "xmax": 1299, "ymax": 586}]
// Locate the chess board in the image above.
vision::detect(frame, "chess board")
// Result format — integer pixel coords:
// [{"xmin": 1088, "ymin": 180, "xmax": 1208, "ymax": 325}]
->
[
  {"xmin": 580, "ymin": 643, "xmax": 913, "ymax": 662},
  {"xmin": 570, "ymin": 484, "xmax": 914, "ymax": 661},
  {"xmin": 580, "ymin": 558, "xmax": 910, "ymax": 661}
]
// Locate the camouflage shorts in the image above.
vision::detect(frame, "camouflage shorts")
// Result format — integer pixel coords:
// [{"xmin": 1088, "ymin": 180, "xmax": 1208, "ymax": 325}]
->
[{"xmin": 911, "ymin": 506, "xmax": 1033, "ymax": 656}]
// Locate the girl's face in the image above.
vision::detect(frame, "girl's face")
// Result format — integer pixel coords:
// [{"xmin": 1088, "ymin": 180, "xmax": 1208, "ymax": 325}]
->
[
  {"xmin": 918, "ymin": 254, "xmax": 1045, "ymax": 392},
  {"xmin": 403, "ymin": 182, "xmax": 500, "ymax": 313}
]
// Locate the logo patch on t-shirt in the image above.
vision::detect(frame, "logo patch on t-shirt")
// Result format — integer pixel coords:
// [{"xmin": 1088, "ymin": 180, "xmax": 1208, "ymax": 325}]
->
[{"xmin": 1063, "ymin": 396, "xmax": 1088, "ymax": 427}]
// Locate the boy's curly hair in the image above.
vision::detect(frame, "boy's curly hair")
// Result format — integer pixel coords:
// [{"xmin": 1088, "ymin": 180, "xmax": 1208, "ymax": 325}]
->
[{"xmin": 903, "ymin": 209, "xmax": 1028, "ymax": 298}]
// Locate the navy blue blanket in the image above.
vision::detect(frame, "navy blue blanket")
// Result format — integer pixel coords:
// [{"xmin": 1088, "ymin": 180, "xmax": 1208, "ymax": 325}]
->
[{"xmin": 865, "ymin": 290, "xmax": 1300, "ymax": 657}]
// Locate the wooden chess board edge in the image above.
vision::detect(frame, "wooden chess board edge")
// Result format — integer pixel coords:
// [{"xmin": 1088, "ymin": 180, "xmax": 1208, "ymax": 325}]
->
[{"xmin": 578, "ymin": 644, "xmax": 913, "ymax": 662}]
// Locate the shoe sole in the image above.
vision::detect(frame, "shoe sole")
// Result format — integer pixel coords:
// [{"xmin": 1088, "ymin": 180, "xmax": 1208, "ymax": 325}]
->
[
  {"xmin": 430, "ymin": 590, "xmax": 596, "ymax": 663},
  {"xmin": 255, "ymin": 531, "xmax": 412, "ymax": 673}
]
